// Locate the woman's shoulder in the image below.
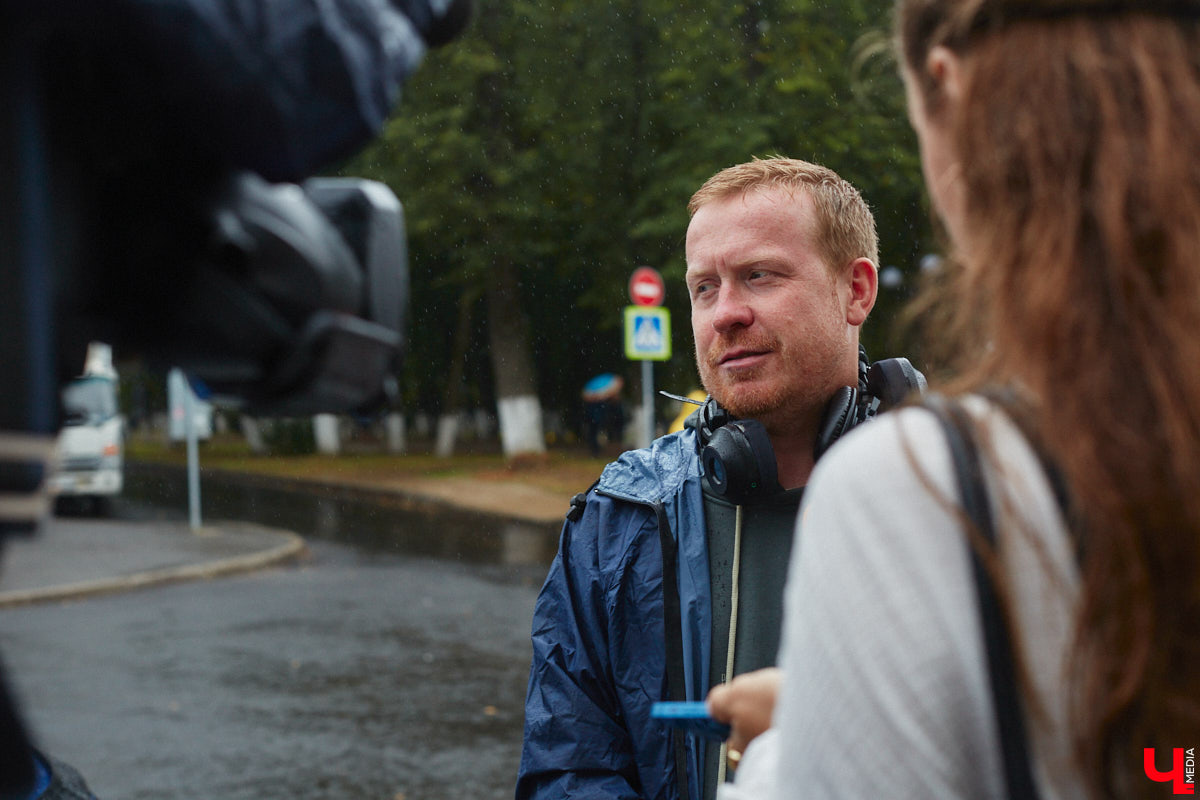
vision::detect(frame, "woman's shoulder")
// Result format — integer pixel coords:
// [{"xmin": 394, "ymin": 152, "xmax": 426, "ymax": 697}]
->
[
  {"xmin": 810, "ymin": 394, "xmax": 1029, "ymax": 492},
  {"xmin": 807, "ymin": 401, "xmax": 959, "ymax": 503},
  {"xmin": 797, "ymin": 402, "xmax": 966, "ymax": 572},
  {"xmin": 797, "ymin": 393, "xmax": 1051, "ymax": 572}
]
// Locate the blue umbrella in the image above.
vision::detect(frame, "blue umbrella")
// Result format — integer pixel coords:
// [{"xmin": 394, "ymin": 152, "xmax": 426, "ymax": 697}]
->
[{"xmin": 583, "ymin": 373, "xmax": 624, "ymax": 401}]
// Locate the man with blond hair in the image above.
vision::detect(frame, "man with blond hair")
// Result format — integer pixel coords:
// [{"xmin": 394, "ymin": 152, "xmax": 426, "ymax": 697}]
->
[{"xmin": 517, "ymin": 158, "xmax": 890, "ymax": 800}]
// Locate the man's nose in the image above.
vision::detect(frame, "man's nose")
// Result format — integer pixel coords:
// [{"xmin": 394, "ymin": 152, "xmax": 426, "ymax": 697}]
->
[{"xmin": 711, "ymin": 286, "xmax": 753, "ymax": 332}]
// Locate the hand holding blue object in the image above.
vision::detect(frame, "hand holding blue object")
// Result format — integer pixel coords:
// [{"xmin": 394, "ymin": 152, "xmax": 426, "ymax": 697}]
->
[{"xmin": 651, "ymin": 701, "xmax": 731, "ymax": 741}]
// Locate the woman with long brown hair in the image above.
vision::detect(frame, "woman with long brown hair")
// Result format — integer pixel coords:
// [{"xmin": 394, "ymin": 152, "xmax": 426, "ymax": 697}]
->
[{"xmin": 709, "ymin": 1, "xmax": 1200, "ymax": 798}]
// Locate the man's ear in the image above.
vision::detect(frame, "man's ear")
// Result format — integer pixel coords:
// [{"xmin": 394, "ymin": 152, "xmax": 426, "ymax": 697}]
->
[{"xmin": 844, "ymin": 257, "xmax": 877, "ymax": 327}]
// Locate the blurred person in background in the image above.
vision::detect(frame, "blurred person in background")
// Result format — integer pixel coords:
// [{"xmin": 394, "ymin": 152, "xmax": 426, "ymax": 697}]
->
[{"xmin": 581, "ymin": 373, "xmax": 626, "ymax": 456}]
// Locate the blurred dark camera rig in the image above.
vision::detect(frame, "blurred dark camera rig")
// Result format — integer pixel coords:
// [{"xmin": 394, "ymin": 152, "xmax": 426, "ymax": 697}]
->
[{"xmin": 0, "ymin": 0, "xmax": 470, "ymax": 795}]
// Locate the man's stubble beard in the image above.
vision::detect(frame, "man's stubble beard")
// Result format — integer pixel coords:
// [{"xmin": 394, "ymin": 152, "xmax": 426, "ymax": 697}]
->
[
  {"xmin": 695, "ymin": 335, "xmax": 845, "ymax": 439},
  {"xmin": 701, "ymin": 364, "xmax": 787, "ymax": 420},
  {"xmin": 697, "ymin": 344, "xmax": 811, "ymax": 436}
]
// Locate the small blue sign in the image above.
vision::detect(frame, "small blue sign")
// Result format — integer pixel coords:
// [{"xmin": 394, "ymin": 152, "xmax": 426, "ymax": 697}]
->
[{"xmin": 624, "ymin": 306, "xmax": 671, "ymax": 361}]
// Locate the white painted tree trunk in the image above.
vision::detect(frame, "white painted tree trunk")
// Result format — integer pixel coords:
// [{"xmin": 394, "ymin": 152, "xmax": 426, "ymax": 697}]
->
[
  {"xmin": 241, "ymin": 416, "xmax": 266, "ymax": 455},
  {"xmin": 496, "ymin": 394, "xmax": 545, "ymax": 456},
  {"xmin": 385, "ymin": 412, "xmax": 407, "ymax": 454},
  {"xmin": 486, "ymin": 257, "xmax": 544, "ymax": 460},
  {"xmin": 313, "ymin": 414, "xmax": 341, "ymax": 455},
  {"xmin": 434, "ymin": 413, "xmax": 460, "ymax": 458}
]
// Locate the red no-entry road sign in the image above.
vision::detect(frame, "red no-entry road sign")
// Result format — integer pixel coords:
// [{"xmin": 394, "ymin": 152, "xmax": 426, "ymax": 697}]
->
[{"xmin": 629, "ymin": 266, "xmax": 665, "ymax": 307}]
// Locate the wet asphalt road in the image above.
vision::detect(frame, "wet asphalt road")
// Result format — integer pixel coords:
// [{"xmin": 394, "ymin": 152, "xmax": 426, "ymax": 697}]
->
[{"xmin": 1, "ymin": 476, "xmax": 559, "ymax": 800}]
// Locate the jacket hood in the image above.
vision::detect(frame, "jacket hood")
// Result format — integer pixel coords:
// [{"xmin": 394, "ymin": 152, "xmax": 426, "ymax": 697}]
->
[{"xmin": 596, "ymin": 428, "xmax": 700, "ymax": 505}]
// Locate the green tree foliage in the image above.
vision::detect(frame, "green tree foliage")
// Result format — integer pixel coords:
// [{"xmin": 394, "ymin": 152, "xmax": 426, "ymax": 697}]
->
[{"xmin": 345, "ymin": 0, "xmax": 932, "ymax": 438}]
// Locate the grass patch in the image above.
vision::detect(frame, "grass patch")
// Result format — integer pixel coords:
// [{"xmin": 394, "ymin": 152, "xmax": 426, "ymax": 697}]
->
[{"xmin": 126, "ymin": 434, "xmax": 615, "ymax": 496}]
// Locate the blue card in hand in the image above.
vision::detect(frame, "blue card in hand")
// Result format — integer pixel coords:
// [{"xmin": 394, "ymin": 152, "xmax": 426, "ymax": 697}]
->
[{"xmin": 650, "ymin": 701, "xmax": 731, "ymax": 741}]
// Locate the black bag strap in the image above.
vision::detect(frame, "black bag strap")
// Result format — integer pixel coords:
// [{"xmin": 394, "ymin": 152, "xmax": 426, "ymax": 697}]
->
[
  {"xmin": 653, "ymin": 501, "xmax": 692, "ymax": 800},
  {"xmin": 925, "ymin": 396, "xmax": 1043, "ymax": 800}
]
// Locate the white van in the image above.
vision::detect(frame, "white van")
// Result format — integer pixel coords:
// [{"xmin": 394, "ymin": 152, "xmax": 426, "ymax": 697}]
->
[{"xmin": 49, "ymin": 343, "xmax": 124, "ymax": 506}]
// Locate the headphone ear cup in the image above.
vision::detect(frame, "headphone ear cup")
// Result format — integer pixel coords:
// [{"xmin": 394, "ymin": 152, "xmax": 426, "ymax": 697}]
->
[
  {"xmin": 814, "ymin": 386, "xmax": 858, "ymax": 462},
  {"xmin": 701, "ymin": 420, "xmax": 780, "ymax": 503},
  {"xmin": 865, "ymin": 358, "xmax": 928, "ymax": 411}
]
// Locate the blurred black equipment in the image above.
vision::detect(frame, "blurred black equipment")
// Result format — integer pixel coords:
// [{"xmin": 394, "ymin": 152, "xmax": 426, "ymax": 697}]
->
[
  {"xmin": 135, "ymin": 171, "xmax": 410, "ymax": 417},
  {"xmin": 0, "ymin": 0, "xmax": 470, "ymax": 795}
]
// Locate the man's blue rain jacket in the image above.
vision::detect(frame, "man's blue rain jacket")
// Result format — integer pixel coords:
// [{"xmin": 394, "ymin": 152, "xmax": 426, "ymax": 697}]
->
[{"xmin": 517, "ymin": 427, "xmax": 713, "ymax": 800}]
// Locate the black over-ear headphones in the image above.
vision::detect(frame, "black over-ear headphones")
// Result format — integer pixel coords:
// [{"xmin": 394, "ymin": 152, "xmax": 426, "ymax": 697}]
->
[
  {"xmin": 694, "ymin": 397, "xmax": 782, "ymax": 502},
  {"xmin": 684, "ymin": 347, "xmax": 927, "ymax": 505}
]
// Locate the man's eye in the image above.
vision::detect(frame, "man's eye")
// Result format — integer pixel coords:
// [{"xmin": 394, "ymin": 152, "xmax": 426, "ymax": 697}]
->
[
  {"xmin": 692, "ymin": 283, "xmax": 714, "ymax": 296},
  {"xmin": 748, "ymin": 270, "xmax": 768, "ymax": 281}
]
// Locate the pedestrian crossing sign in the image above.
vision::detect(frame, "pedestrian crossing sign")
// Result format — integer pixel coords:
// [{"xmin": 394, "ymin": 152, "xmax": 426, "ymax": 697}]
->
[{"xmin": 624, "ymin": 306, "xmax": 671, "ymax": 361}]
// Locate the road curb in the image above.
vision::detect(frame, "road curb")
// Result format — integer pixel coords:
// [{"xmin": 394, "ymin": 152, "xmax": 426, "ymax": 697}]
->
[{"xmin": 0, "ymin": 525, "xmax": 309, "ymax": 609}]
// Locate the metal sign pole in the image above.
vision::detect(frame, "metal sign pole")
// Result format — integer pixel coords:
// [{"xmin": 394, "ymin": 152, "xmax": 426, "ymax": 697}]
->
[
  {"xmin": 642, "ymin": 360, "xmax": 654, "ymax": 449},
  {"xmin": 626, "ymin": 266, "xmax": 669, "ymax": 451},
  {"xmin": 184, "ymin": 380, "xmax": 201, "ymax": 530}
]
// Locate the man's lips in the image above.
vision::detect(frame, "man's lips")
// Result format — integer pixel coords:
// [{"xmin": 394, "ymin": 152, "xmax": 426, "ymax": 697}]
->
[{"xmin": 717, "ymin": 349, "xmax": 770, "ymax": 367}]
